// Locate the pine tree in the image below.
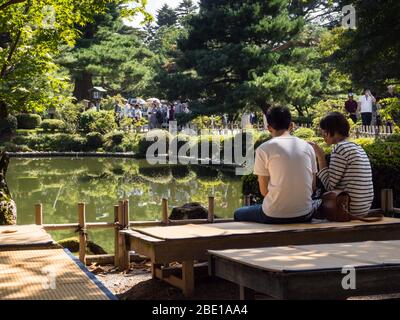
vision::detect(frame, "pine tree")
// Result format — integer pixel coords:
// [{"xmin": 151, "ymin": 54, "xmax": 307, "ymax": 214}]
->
[
  {"xmin": 158, "ymin": 0, "xmax": 322, "ymax": 116},
  {"xmin": 156, "ymin": 4, "xmax": 178, "ymax": 28}
]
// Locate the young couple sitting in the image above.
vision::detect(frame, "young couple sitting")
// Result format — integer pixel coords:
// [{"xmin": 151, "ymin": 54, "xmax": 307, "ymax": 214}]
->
[{"xmin": 234, "ymin": 106, "xmax": 374, "ymax": 224}]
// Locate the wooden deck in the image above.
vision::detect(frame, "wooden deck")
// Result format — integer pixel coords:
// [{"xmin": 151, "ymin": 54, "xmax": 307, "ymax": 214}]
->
[
  {"xmin": 121, "ymin": 218, "xmax": 400, "ymax": 296},
  {"xmin": 209, "ymin": 241, "xmax": 400, "ymax": 300},
  {"xmin": 0, "ymin": 248, "xmax": 116, "ymax": 300}
]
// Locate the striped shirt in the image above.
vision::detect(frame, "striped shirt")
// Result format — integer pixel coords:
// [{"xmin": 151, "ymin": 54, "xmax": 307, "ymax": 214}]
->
[{"xmin": 317, "ymin": 141, "xmax": 374, "ymax": 215}]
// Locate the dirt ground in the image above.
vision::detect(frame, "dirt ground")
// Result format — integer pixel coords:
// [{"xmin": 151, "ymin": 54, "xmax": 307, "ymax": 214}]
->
[
  {"xmin": 93, "ymin": 262, "xmax": 240, "ymax": 300},
  {"xmin": 93, "ymin": 261, "xmax": 400, "ymax": 301}
]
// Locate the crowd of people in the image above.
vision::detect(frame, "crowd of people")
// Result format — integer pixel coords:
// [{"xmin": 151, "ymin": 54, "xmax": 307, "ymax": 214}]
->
[
  {"xmin": 344, "ymin": 85, "xmax": 399, "ymax": 126},
  {"xmin": 114, "ymin": 99, "xmax": 191, "ymax": 129}
]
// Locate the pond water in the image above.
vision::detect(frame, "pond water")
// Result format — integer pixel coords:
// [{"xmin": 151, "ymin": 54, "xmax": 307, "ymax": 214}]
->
[{"xmin": 7, "ymin": 158, "xmax": 243, "ymax": 253}]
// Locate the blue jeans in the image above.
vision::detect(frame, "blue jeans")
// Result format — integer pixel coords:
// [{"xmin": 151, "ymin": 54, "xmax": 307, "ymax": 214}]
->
[{"xmin": 234, "ymin": 202, "xmax": 320, "ymax": 224}]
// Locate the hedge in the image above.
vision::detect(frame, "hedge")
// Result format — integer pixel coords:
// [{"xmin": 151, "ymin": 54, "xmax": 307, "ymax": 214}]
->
[
  {"xmin": 0, "ymin": 115, "xmax": 17, "ymax": 137},
  {"xmin": 79, "ymin": 110, "xmax": 117, "ymax": 134},
  {"xmin": 40, "ymin": 119, "xmax": 66, "ymax": 132},
  {"xmin": 16, "ymin": 114, "xmax": 42, "ymax": 129}
]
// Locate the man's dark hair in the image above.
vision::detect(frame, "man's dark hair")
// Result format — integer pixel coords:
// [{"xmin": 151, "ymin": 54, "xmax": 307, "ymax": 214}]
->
[
  {"xmin": 266, "ymin": 106, "xmax": 292, "ymax": 130},
  {"xmin": 320, "ymin": 112, "xmax": 350, "ymax": 137}
]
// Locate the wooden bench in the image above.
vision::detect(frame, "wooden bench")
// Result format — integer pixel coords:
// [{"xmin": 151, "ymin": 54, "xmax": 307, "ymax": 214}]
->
[
  {"xmin": 121, "ymin": 218, "xmax": 400, "ymax": 296},
  {"xmin": 208, "ymin": 240, "xmax": 400, "ymax": 300}
]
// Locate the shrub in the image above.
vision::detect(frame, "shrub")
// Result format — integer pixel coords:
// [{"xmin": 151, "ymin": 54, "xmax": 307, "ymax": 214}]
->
[
  {"xmin": 79, "ymin": 110, "xmax": 117, "ymax": 134},
  {"xmin": 104, "ymin": 131, "xmax": 125, "ymax": 152},
  {"xmin": 16, "ymin": 114, "xmax": 42, "ymax": 129},
  {"xmin": 121, "ymin": 133, "xmax": 141, "ymax": 153},
  {"xmin": 0, "ymin": 142, "xmax": 31, "ymax": 152},
  {"xmin": 293, "ymin": 127, "xmax": 315, "ymax": 140},
  {"xmin": 0, "ymin": 115, "xmax": 17, "ymax": 136},
  {"xmin": 40, "ymin": 119, "xmax": 66, "ymax": 132},
  {"xmin": 47, "ymin": 134, "xmax": 86, "ymax": 152},
  {"xmin": 86, "ymin": 132, "xmax": 104, "ymax": 151},
  {"xmin": 254, "ymin": 132, "xmax": 272, "ymax": 149}
]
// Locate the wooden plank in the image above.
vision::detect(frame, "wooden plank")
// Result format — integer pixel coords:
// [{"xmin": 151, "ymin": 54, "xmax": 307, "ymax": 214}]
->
[{"xmin": 35, "ymin": 204, "xmax": 43, "ymax": 225}]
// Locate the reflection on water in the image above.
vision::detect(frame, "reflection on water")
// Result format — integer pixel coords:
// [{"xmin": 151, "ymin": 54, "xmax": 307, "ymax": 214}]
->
[{"xmin": 8, "ymin": 158, "xmax": 243, "ymax": 252}]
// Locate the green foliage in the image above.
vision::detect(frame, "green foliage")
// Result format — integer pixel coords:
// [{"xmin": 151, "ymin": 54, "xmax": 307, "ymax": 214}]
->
[
  {"xmin": 191, "ymin": 116, "xmax": 222, "ymax": 130},
  {"xmin": 16, "ymin": 114, "xmax": 42, "ymax": 130},
  {"xmin": 0, "ymin": 115, "xmax": 17, "ymax": 136},
  {"xmin": 0, "ymin": 0, "xmax": 149, "ymax": 116},
  {"xmin": 380, "ymin": 97, "xmax": 400, "ymax": 124},
  {"xmin": 311, "ymin": 99, "xmax": 345, "ymax": 131},
  {"xmin": 40, "ymin": 119, "xmax": 66, "ymax": 132},
  {"xmin": 79, "ymin": 110, "xmax": 117, "ymax": 134},
  {"xmin": 86, "ymin": 132, "xmax": 104, "ymax": 151},
  {"xmin": 332, "ymin": 0, "xmax": 400, "ymax": 89},
  {"xmin": 293, "ymin": 127, "xmax": 315, "ymax": 140},
  {"xmin": 59, "ymin": 102, "xmax": 82, "ymax": 133},
  {"xmin": 104, "ymin": 131, "xmax": 125, "ymax": 152},
  {"xmin": 157, "ymin": 0, "xmax": 327, "ymax": 117},
  {"xmin": 0, "ymin": 142, "xmax": 31, "ymax": 153}
]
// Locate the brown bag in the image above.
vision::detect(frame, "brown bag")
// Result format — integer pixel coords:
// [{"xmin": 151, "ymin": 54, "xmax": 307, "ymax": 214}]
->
[{"xmin": 317, "ymin": 190, "xmax": 383, "ymax": 223}]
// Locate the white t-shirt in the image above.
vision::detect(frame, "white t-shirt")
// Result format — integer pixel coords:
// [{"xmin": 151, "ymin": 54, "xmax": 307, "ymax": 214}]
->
[
  {"xmin": 359, "ymin": 95, "xmax": 374, "ymax": 113},
  {"xmin": 253, "ymin": 136, "xmax": 317, "ymax": 218}
]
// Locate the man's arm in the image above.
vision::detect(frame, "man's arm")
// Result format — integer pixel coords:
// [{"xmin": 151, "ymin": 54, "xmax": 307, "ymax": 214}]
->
[{"xmin": 258, "ymin": 175, "xmax": 269, "ymax": 197}]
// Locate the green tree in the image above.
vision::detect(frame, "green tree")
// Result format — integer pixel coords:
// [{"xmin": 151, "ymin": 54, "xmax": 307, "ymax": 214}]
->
[
  {"xmin": 333, "ymin": 0, "xmax": 400, "ymax": 90},
  {"xmin": 159, "ymin": 0, "xmax": 323, "ymax": 116},
  {"xmin": 156, "ymin": 4, "xmax": 178, "ymax": 28},
  {"xmin": 0, "ymin": 0, "xmax": 148, "ymax": 119},
  {"xmin": 59, "ymin": 5, "xmax": 155, "ymax": 100}
]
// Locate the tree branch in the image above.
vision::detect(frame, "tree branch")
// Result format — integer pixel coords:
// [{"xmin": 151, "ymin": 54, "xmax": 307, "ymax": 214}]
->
[{"xmin": 0, "ymin": 0, "xmax": 26, "ymax": 11}]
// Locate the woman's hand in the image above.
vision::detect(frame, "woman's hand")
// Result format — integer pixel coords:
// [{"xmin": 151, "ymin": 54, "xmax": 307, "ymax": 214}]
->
[
  {"xmin": 309, "ymin": 141, "xmax": 328, "ymax": 170},
  {"xmin": 308, "ymin": 142, "xmax": 325, "ymax": 159}
]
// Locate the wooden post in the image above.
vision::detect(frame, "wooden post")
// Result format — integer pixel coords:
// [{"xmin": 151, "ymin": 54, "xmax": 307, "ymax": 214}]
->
[
  {"xmin": 35, "ymin": 204, "xmax": 43, "ymax": 225},
  {"xmin": 78, "ymin": 203, "xmax": 87, "ymax": 265},
  {"xmin": 208, "ymin": 196, "xmax": 215, "ymax": 223},
  {"xmin": 162, "ymin": 198, "xmax": 169, "ymax": 225},
  {"xmin": 120, "ymin": 200, "xmax": 130, "ymax": 270},
  {"xmin": 381, "ymin": 189, "xmax": 388, "ymax": 213},
  {"xmin": 387, "ymin": 189, "xmax": 394, "ymax": 213},
  {"xmin": 117, "ymin": 200, "xmax": 124, "ymax": 269},
  {"xmin": 114, "ymin": 205, "xmax": 119, "ymax": 267},
  {"xmin": 182, "ymin": 260, "xmax": 194, "ymax": 297}
]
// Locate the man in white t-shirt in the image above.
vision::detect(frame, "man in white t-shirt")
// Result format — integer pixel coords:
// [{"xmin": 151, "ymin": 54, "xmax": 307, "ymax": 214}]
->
[
  {"xmin": 358, "ymin": 89, "xmax": 376, "ymax": 126},
  {"xmin": 234, "ymin": 106, "xmax": 320, "ymax": 224}
]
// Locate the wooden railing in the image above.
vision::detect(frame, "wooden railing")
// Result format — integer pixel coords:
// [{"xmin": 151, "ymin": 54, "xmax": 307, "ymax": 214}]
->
[{"xmin": 354, "ymin": 125, "xmax": 395, "ymax": 139}]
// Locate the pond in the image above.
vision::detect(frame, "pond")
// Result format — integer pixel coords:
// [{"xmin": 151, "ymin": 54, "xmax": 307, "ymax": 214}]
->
[{"xmin": 7, "ymin": 158, "xmax": 243, "ymax": 253}]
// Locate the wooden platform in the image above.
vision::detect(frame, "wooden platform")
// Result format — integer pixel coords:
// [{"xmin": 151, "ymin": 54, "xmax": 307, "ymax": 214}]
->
[
  {"xmin": 209, "ymin": 241, "xmax": 400, "ymax": 300},
  {"xmin": 121, "ymin": 218, "xmax": 400, "ymax": 296},
  {"xmin": 0, "ymin": 249, "xmax": 116, "ymax": 300},
  {"xmin": 0, "ymin": 225, "xmax": 56, "ymax": 250}
]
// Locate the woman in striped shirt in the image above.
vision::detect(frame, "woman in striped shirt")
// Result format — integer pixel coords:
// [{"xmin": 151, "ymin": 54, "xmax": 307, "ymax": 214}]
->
[{"xmin": 310, "ymin": 112, "xmax": 374, "ymax": 216}]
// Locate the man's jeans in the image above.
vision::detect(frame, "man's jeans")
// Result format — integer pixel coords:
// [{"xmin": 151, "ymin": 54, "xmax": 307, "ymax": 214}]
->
[{"xmin": 234, "ymin": 200, "xmax": 321, "ymax": 224}]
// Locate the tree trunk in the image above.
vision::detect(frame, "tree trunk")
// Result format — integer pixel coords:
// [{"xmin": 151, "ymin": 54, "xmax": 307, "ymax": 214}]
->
[
  {"xmin": 0, "ymin": 152, "xmax": 17, "ymax": 225},
  {"xmin": 73, "ymin": 72, "xmax": 93, "ymax": 101},
  {"xmin": 0, "ymin": 101, "xmax": 8, "ymax": 119}
]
